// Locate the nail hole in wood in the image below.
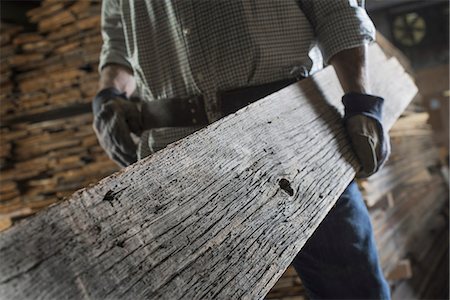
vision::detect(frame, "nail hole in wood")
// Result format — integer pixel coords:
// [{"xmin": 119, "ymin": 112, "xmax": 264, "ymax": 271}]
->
[{"xmin": 279, "ymin": 178, "xmax": 294, "ymax": 196}]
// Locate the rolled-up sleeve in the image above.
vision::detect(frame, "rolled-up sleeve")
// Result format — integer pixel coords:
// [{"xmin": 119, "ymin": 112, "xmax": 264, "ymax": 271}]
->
[
  {"xmin": 98, "ymin": 0, "xmax": 133, "ymax": 73},
  {"xmin": 299, "ymin": 0, "xmax": 376, "ymax": 64}
]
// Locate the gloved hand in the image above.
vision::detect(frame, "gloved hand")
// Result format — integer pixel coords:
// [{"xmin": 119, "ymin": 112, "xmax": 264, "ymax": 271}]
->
[
  {"xmin": 92, "ymin": 87, "xmax": 144, "ymax": 167},
  {"xmin": 342, "ymin": 93, "xmax": 391, "ymax": 178}
]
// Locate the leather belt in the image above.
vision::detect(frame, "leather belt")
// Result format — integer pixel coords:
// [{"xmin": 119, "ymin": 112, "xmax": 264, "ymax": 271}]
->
[
  {"xmin": 150, "ymin": 77, "xmax": 299, "ymax": 127},
  {"xmin": 219, "ymin": 77, "xmax": 298, "ymax": 117},
  {"xmin": 144, "ymin": 95, "xmax": 209, "ymax": 128}
]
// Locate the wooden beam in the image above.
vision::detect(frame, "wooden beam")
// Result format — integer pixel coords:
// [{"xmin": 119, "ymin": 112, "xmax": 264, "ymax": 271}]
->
[{"xmin": 0, "ymin": 44, "xmax": 417, "ymax": 299}]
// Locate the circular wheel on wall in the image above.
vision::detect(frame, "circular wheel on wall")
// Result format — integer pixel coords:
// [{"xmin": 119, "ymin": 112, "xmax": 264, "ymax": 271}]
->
[{"xmin": 392, "ymin": 12, "xmax": 426, "ymax": 47}]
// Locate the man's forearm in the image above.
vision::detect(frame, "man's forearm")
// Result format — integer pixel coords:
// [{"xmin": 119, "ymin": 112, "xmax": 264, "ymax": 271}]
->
[
  {"xmin": 98, "ymin": 63, "xmax": 136, "ymax": 98},
  {"xmin": 329, "ymin": 45, "xmax": 370, "ymax": 95}
]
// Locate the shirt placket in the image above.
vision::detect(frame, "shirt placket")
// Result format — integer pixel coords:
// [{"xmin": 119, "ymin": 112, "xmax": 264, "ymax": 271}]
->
[{"xmin": 172, "ymin": 0, "xmax": 221, "ymax": 123}]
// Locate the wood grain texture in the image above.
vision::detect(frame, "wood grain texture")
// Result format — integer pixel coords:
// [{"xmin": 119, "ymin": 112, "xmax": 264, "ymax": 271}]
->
[{"xmin": 0, "ymin": 45, "xmax": 417, "ymax": 299}]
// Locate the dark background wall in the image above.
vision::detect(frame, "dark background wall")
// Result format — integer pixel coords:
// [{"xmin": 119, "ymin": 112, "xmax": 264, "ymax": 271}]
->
[{"xmin": 367, "ymin": 0, "xmax": 449, "ymax": 70}]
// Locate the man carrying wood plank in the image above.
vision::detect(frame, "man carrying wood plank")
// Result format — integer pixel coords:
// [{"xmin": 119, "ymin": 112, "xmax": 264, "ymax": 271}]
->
[{"xmin": 93, "ymin": 1, "xmax": 391, "ymax": 298}]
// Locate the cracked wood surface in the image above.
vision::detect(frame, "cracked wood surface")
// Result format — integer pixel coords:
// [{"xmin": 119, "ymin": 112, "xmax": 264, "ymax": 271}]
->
[{"xmin": 0, "ymin": 45, "xmax": 417, "ymax": 299}]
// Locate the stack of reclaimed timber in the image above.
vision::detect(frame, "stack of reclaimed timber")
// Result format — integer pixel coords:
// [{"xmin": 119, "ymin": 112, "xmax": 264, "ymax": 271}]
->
[
  {"xmin": 0, "ymin": 23, "xmax": 23, "ymax": 123},
  {"xmin": 0, "ymin": 23, "xmax": 24, "ymax": 231},
  {"xmin": 1, "ymin": 0, "xmax": 101, "ymax": 121},
  {"xmin": 266, "ymin": 266, "xmax": 306, "ymax": 300},
  {"xmin": 0, "ymin": 114, "xmax": 118, "ymax": 221},
  {"xmin": 0, "ymin": 0, "xmax": 117, "ymax": 231},
  {"xmin": 389, "ymin": 196, "xmax": 448, "ymax": 299},
  {"xmin": 361, "ymin": 112, "xmax": 449, "ymax": 299}
]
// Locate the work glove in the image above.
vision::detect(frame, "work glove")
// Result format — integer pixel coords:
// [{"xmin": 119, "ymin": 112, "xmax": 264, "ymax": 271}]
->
[
  {"xmin": 343, "ymin": 92, "xmax": 391, "ymax": 178},
  {"xmin": 92, "ymin": 87, "xmax": 144, "ymax": 167}
]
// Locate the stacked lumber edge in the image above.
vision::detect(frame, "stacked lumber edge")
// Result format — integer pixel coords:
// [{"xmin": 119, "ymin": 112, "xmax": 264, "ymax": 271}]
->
[
  {"xmin": 0, "ymin": 0, "xmax": 118, "ymax": 229},
  {"xmin": 360, "ymin": 112, "xmax": 449, "ymax": 300},
  {"xmin": 1, "ymin": 0, "xmax": 101, "ymax": 119},
  {"xmin": 358, "ymin": 34, "xmax": 449, "ymax": 300}
]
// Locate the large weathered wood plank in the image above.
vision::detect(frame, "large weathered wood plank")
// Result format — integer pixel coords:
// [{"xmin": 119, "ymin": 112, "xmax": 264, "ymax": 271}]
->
[{"xmin": 0, "ymin": 45, "xmax": 417, "ymax": 299}]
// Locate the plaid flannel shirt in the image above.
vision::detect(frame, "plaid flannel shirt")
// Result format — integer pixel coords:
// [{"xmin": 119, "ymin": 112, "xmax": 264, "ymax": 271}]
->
[{"xmin": 99, "ymin": 0, "xmax": 376, "ymax": 157}]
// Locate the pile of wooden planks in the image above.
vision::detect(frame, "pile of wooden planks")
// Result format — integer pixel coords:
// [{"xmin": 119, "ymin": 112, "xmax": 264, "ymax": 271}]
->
[
  {"xmin": 361, "ymin": 112, "xmax": 449, "ymax": 299},
  {"xmin": 0, "ymin": 23, "xmax": 22, "ymax": 119},
  {"xmin": 1, "ymin": 0, "xmax": 100, "ymax": 121},
  {"xmin": 391, "ymin": 199, "xmax": 448, "ymax": 299},
  {"xmin": 0, "ymin": 1, "xmax": 116, "ymax": 230},
  {"xmin": 0, "ymin": 114, "xmax": 118, "ymax": 222},
  {"xmin": 266, "ymin": 266, "xmax": 306, "ymax": 300}
]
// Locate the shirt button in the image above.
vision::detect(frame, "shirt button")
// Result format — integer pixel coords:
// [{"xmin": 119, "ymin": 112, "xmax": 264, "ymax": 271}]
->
[
  {"xmin": 183, "ymin": 28, "xmax": 191, "ymax": 36},
  {"xmin": 196, "ymin": 73, "xmax": 204, "ymax": 83}
]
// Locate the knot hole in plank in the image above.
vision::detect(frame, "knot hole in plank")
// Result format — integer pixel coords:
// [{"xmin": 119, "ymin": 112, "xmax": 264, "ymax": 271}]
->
[
  {"xmin": 279, "ymin": 178, "xmax": 294, "ymax": 196},
  {"xmin": 102, "ymin": 187, "xmax": 127, "ymax": 206}
]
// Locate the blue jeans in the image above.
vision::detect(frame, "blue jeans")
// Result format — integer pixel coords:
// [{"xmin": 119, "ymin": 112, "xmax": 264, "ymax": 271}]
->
[{"xmin": 292, "ymin": 181, "xmax": 390, "ymax": 299}]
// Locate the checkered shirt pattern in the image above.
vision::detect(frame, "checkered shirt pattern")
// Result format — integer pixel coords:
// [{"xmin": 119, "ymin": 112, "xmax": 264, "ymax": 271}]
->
[{"xmin": 99, "ymin": 0, "xmax": 376, "ymax": 158}]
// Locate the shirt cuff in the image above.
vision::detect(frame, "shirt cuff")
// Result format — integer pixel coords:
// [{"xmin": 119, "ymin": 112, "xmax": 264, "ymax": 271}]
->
[
  {"xmin": 316, "ymin": 6, "xmax": 376, "ymax": 64},
  {"xmin": 98, "ymin": 49, "xmax": 133, "ymax": 74}
]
